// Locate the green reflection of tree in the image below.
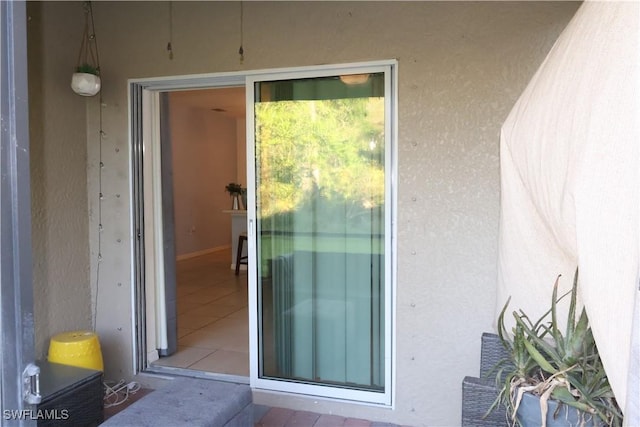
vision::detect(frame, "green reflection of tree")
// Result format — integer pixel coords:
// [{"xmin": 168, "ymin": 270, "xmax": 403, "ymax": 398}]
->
[{"xmin": 256, "ymin": 97, "xmax": 385, "ymax": 234}]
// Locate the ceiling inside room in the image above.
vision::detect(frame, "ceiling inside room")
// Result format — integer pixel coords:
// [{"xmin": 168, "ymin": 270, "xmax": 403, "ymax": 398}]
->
[{"xmin": 169, "ymin": 86, "xmax": 246, "ymax": 119}]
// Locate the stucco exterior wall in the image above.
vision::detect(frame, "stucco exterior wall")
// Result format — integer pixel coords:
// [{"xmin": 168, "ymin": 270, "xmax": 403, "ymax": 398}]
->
[
  {"xmin": 28, "ymin": 2, "xmax": 579, "ymax": 425},
  {"xmin": 27, "ymin": 2, "xmax": 93, "ymax": 360}
]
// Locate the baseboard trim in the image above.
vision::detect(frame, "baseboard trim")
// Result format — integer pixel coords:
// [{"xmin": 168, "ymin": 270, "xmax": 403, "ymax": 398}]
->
[{"xmin": 176, "ymin": 245, "xmax": 230, "ymax": 261}]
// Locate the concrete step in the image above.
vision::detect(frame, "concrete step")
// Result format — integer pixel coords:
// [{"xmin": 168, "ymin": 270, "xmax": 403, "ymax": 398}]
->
[{"xmin": 100, "ymin": 377, "xmax": 252, "ymax": 427}]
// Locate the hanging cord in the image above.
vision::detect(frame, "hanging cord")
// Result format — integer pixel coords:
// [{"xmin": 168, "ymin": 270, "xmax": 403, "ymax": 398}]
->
[
  {"xmin": 93, "ymin": 91, "xmax": 104, "ymax": 333},
  {"xmin": 238, "ymin": 2, "xmax": 244, "ymax": 63},
  {"xmin": 76, "ymin": 1, "xmax": 100, "ymax": 74},
  {"xmin": 88, "ymin": 1, "xmax": 100, "ymax": 73},
  {"xmin": 75, "ymin": 10, "xmax": 90, "ymax": 69},
  {"xmin": 167, "ymin": 1, "xmax": 174, "ymax": 60},
  {"xmin": 89, "ymin": 0, "xmax": 103, "ymax": 332}
]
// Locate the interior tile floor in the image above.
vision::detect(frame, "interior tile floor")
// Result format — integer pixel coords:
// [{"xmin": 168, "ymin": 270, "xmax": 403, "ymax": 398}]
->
[{"xmin": 150, "ymin": 248, "xmax": 249, "ymax": 376}]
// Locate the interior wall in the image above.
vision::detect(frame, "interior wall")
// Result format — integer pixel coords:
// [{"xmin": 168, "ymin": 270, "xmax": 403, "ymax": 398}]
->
[
  {"xmin": 29, "ymin": 2, "xmax": 580, "ymax": 425},
  {"xmin": 27, "ymin": 1, "xmax": 92, "ymax": 360},
  {"xmin": 169, "ymin": 100, "xmax": 236, "ymax": 257}
]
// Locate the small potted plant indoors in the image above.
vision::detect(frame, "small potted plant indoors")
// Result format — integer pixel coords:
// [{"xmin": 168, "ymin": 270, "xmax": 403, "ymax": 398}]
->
[
  {"xmin": 488, "ymin": 270, "xmax": 623, "ymax": 427},
  {"xmin": 225, "ymin": 182, "xmax": 243, "ymax": 210},
  {"xmin": 71, "ymin": 63, "xmax": 101, "ymax": 97}
]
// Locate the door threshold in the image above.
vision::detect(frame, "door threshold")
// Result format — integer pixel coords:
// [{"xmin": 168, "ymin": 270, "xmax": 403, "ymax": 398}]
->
[{"xmin": 145, "ymin": 364, "xmax": 250, "ymax": 385}]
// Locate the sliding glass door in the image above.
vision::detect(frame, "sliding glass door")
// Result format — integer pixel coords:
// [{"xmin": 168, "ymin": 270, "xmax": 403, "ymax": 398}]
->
[{"xmin": 247, "ymin": 64, "xmax": 394, "ymax": 404}]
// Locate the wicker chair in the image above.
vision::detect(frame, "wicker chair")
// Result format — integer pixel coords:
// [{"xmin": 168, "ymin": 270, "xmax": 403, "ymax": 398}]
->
[{"xmin": 461, "ymin": 333, "xmax": 511, "ymax": 426}]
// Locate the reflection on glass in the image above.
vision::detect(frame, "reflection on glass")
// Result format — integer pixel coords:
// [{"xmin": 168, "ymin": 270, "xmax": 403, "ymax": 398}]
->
[{"xmin": 255, "ymin": 73, "xmax": 385, "ymax": 391}]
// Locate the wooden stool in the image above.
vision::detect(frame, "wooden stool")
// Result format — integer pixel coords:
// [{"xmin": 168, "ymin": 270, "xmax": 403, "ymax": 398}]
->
[{"xmin": 235, "ymin": 232, "xmax": 248, "ymax": 275}]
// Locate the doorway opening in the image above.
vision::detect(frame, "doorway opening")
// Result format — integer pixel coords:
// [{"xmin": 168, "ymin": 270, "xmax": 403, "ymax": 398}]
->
[
  {"xmin": 130, "ymin": 73, "xmax": 250, "ymax": 383},
  {"xmin": 148, "ymin": 87, "xmax": 250, "ymax": 378}
]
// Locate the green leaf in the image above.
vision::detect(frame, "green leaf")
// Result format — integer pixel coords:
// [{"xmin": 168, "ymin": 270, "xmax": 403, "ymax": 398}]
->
[
  {"xmin": 514, "ymin": 314, "xmax": 562, "ymax": 364},
  {"xmin": 566, "ymin": 268, "xmax": 580, "ymax": 339},
  {"xmin": 497, "ymin": 297, "xmax": 512, "ymax": 348},
  {"xmin": 75, "ymin": 63, "xmax": 99, "ymax": 75},
  {"xmin": 522, "ymin": 339, "xmax": 557, "ymax": 374},
  {"xmin": 551, "ymin": 386, "xmax": 578, "ymax": 404},
  {"xmin": 564, "ymin": 308, "xmax": 590, "ymax": 365},
  {"xmin": 550, "ymin": 275, "xmax": 564, "ymax": 353}
]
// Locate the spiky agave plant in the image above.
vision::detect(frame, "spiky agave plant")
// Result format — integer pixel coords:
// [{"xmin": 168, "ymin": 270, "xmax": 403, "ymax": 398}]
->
[{"xmin": 489, "ymin": 270, "xmax": 623, "ymax": 427}]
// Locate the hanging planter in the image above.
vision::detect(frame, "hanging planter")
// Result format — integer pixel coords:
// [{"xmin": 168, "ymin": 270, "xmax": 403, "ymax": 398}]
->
[
  {"xmin": 71, "ymin": 2, "xmax": 101, "ymax": 97},
  {"xmin": 72, "ymin": 65, "xmax": 101, "ymax": 97}
]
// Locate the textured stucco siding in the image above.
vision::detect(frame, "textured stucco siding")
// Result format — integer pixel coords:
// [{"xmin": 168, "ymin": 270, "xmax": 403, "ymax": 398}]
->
[{"xmin": 28, "ymin": 2, "xmax": 93, "ymax": 361}]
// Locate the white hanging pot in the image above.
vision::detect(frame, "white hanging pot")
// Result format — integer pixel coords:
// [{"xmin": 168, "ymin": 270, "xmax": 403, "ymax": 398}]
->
[{"xmin": 71, "ymin": 72, "xmax": 101, "ymax": 97}]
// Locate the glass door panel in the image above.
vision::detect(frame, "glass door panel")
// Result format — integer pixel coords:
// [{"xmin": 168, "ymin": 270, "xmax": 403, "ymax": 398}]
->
[{"xmin": 253, "ymin": 72, "xmax": 387, "ymax": 394}]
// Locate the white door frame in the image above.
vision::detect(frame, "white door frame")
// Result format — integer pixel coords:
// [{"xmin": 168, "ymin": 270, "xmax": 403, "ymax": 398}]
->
[
  {"xmin": 129, "ymin": 60, "xmax": 397, "ymax": 407},
  {"xmin": 247, "ymin": 61, "xmax": 397, "ymax": 406},
  {"xmin": 129, "ymin": 72, "xmax": 245, "ymax": 374}
]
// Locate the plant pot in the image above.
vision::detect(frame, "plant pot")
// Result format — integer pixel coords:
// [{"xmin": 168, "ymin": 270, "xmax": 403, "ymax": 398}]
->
[
  {"xmin": 516, "ymin": 392, "xmax": 603, "ymax": 427},
  {"xmin": 71, "ymin": 72, "xmax": 101, "ymax": 96},
  {"xmin": 231, "ymin": 194, "xmax": 240, "ymax": 210}
]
